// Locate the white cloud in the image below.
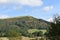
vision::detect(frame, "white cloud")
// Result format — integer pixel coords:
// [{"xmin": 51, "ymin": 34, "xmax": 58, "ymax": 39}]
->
[
  {"xmin": 43, "ymin": 6, "xmax": 54, "ymax": 11},
  {"xmin": 0, "ymin": 0, "xmax": 8, "ymax": 3},
  {"xmin": 13, "ymin": 6, "xmax": 23, "ymax": 10},
  {"xmin": 48, "ymin": 18, "xmax": 53, "ymax": 22},
  {"xmin": 0, "ymin": 15, "xmax": 9, "ymax": 19},
  {"xmin": 19, "ymin": 0, "xmax": 43, "ymax": 6},
  {"xmin": 0, "ymin": 0, "xmax": 43, "ymax": 6}
]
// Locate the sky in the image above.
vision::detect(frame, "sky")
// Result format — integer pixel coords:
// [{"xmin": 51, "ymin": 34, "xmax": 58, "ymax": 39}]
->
[{"xmin": 0, "ymin": 0, "xmax": 60, "ymax": 22}]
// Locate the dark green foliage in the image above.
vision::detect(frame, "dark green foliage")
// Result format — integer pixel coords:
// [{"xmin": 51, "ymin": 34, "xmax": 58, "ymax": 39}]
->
[
  {"xmin": 48, "ymin": 15, "xmax": 60, "ymax": 40},
  {"xmin": 0, "ymin": 16, "xmax": 49, "ymax": 37},
  {"xmin": 48, "ymin": 15, "xmax": 60, "ymax": 36},
  {"xmin": 6, "ymin": 30, "xmax": 20, "ymax": 37},
  {"xmin": 32, "ymin": 31, "xmax": 43, "ymax": 37}
]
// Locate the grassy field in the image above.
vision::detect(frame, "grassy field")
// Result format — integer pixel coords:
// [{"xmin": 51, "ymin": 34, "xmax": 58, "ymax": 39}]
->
[{"xmin": 28, "ymin": 29, "xmax": 47, "ymax": 34}]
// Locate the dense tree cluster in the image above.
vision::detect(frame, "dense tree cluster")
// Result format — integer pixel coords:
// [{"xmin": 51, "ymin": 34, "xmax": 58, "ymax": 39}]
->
[
  {"xmin": 45, "ymin": 14, "xmax": 60, "ymax": 40},
  {"xmin": 48, "ymin": 14, "xmax": 60, "ymax": 36}
]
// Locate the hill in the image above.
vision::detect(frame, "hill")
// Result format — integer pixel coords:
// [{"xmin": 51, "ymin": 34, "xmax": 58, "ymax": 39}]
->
[{"xmin": 0, "ymin": 16, "xmax": 50, "ymax": 37}]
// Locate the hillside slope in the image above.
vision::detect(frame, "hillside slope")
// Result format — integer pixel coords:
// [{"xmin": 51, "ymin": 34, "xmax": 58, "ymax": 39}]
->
[{"xmin": 0, "ymin": 16, "xmax": 50, "ymax": 37}]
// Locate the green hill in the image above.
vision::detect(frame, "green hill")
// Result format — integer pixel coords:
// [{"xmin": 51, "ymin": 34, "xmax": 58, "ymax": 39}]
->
[{"xmin": 0, "ymin": 16, "xmax": 50, "ymax": 37}]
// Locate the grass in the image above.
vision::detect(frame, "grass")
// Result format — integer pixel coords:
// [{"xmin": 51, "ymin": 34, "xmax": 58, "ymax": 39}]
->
[{"xmin": 28, "ymin": 29, "xmax": 47, "ymax": 34}]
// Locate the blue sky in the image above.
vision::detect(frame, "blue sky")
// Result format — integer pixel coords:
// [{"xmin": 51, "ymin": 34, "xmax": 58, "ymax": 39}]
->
[{"xmin": 0, "ymin": 0, "xmax": 60, "ymax": 21}]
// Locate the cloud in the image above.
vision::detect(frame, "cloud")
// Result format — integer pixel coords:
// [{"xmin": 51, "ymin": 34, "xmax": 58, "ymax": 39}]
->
[
  {"xmin": 13, "ymin": 6, "xmax": 23, "ymax": 10},
  {"xmin": 19, "ymin": 0, "xmax": 43, "ymax": 6},
  {"xmin": 0, "ymin": 0, "xmax": 7, "ymax": 3},
  {"xmin": 43, "ymin": 6, "xmax": 54, "ymax": 11},
  {"xmin": 0, "ymin": 15, "xmax": 9, "ymax": 19},
  {"xmin": 0, "ymin": 0, "xmax": 43, "ymax": 6},
  {"xmin": 48, "ymin": 18, "xmax": 53, "ymax": 22}
]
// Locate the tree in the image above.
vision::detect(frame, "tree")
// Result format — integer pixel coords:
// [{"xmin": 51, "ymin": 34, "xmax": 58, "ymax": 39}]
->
[
  {"xmin": 53, "ymin": 14, "xmax": 60, "ymax": 24},
  {"xmin": 32, "ymin": 31, "xmax": 43, "ymax": 37},
  {"xmin": 48, "ymin": 14, "xmax": 60, "ymax": 36},
  {"xmin": 6, "ymin": 30, "xmax": 20, "ymax": 37},
  {"xmin": 47, "ymin": 14, "xmax": 60, "ymax": 40},
  {"xmin": 0, "ymin": 30, "xmax": 6, "ymax": 37},
  {"xmin": 38, "ymin": 31, "xmax": 44, "ymax": 36}
]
